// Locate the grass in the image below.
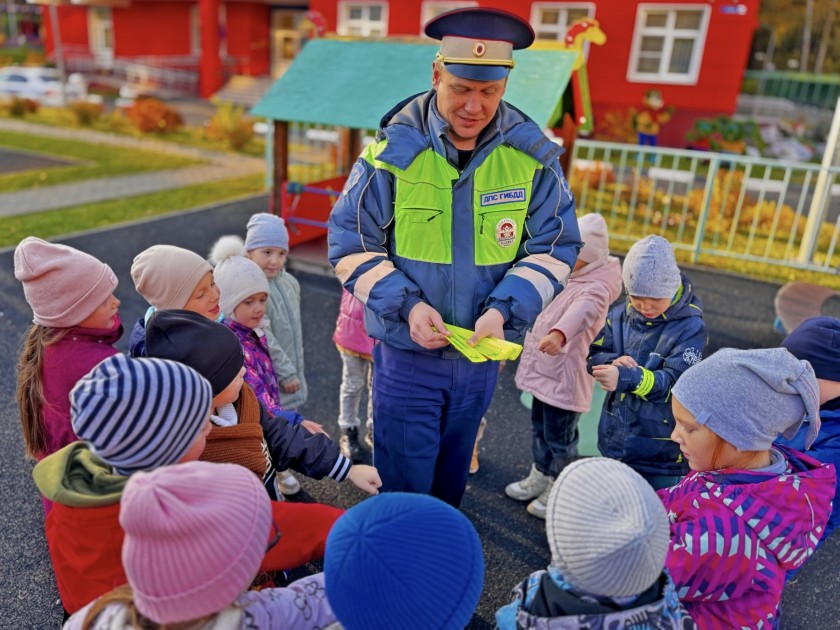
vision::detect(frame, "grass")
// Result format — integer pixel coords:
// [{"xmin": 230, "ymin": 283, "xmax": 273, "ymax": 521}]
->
[
  {"xmin": 2, "ymin": 106, "xmax": 267, "ymax": 157},
  {"xmin": 0, "ymin": 173, "xmax": 265, "ymax": 248},
  {"xmin": 0, "ymin": 130, "xmax": 202, "ymax": 192}
]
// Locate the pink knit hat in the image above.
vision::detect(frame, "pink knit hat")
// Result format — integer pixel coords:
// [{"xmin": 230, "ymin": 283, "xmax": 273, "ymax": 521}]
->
[
  {"xmin": 14, "ymin": 237, "xmax": 117, "ymax": 328},
  {"xmin": 131, "ymin": 245, "xmax": 212, "ymax": 310},
  {"xmin": 577, "ymin": 213, "xmax": 610, "ymax": 264},
  {"xmin": 120, "ymin": 461, "xmax": 273, "ymax": 624}
]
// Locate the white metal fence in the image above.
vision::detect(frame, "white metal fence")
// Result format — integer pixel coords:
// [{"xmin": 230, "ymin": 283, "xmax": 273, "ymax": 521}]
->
[{"xmin": 570, "ymin": 139, "xmax": 840, "ymax": 275}]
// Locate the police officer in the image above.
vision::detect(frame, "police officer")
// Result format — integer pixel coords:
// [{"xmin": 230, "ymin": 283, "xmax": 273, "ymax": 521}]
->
[{"xmin": 328, "ymin": 7, "xmax": 581, "ymax": 507}]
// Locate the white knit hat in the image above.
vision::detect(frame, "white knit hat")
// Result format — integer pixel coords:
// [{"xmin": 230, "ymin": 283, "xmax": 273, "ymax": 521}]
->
[
  {"xmin": 577, "ymin": 213, "xmax": 610, "ymax": 264},
  {"xmin": 622, "ymin": 235, "xmax": 681, "ymax": 299},
  {"xmin": 547, "ymin": 458, "xmax": 669, "ymax": 598},
  {"xmin": 214, "ymin": 254, "xmax": 269, "ymax": 317}
]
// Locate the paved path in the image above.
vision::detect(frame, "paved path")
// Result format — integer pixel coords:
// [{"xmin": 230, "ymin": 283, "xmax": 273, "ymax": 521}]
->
[{"xmin": 0, "ymin": 119, "xmax": 265, "ymax": 217}]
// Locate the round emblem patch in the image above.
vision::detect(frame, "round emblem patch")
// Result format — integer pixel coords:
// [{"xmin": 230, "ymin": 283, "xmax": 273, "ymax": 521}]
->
[
  {"xmin": 472, "ymin": 41, "xmax": 486, "ymax": 57},
  {"xmin": 495, "ymin": 218, "xmax": 516, "ymax": 248}
]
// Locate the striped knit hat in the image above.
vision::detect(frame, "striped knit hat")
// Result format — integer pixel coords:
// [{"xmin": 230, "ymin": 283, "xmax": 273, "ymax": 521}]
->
[
  {"xmin": 120, "ymin": 461, "xmax": 272, "ymax": 623},
  {"xmin": 71, "ymin": 354, "xmax": 212, "ymax": 475},
  {"xmin": 547, "ymin": 458, "xmax": 669, "ymax": 598}
]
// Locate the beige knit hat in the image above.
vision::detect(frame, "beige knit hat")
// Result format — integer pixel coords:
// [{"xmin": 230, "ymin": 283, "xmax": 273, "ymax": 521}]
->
[{"xmin": 131, "ymin": 245, "xmax": 212, "ymax": 310}]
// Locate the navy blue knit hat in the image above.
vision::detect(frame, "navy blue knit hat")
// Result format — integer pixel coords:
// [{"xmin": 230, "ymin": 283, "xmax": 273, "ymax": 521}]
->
[
  {"xmin": 782, "ymin": 316, "xmax": 840, "ymax": 382},
  {"xmin": 325, "ymin": 493, "xmax": 484, "ymax": 630},
  {"xmin": 71, "ymin": 354, "xmax": 212, "ymax": 475},
  {"xmin": 145, "ymin": 309, "xmax": 244, "ymax": 397}
]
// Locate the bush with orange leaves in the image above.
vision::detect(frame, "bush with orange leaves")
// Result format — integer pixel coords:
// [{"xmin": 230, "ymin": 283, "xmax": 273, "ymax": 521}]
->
[{"xmin": 126, "ymin": 97, "xmax": 183, "ymax": 134}]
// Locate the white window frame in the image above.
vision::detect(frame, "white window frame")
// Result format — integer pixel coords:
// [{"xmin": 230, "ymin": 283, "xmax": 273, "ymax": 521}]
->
[
  {"xmin": 627, "ymin": 3, "xmax": 710, "ymax": 85},
  {"xmin": 336, "ymin": 1, "xmax": 389, "ymax": 38},
  {"xmin": 420, "ymin": 1, "xmax": 478, "ymax": 33},
  {"xmin": 529, "ymin": 2, "xmax": 596, "ymax": 42}
]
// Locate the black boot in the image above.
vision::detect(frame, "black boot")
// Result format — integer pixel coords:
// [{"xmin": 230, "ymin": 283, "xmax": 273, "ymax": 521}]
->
[{"xmin": 339, "ymin": 427, "xmax": 366, "ymax": 464}]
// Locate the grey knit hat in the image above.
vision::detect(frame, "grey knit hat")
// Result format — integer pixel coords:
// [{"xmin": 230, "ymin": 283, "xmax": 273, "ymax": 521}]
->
[
  {"xmin": 245, "ymin": 212, "xmax": 289, "ymax": 252},
  {"xmin": 547, "ymin": 458, "xmax": 669, "ymax": 598},
  {"xmin": 214, "ymin": 255, "xmax": 269, "ymax": 318},
  {"xmin": 673, "ymin": 347, "xmax": 821, "ymax": 451},
  {"xmin": 71, "ymin": 354, "xmax": 212, "ymax": 475},
  {"xmin": 622, "ymin": 235, "xmax": 681, "ymax": 298}
]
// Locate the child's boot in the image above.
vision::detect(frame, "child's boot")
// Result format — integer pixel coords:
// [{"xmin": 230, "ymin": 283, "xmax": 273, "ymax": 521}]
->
[
  {"xmin": 526, "ymin": 476, "xmax": 555, "ymax": 519},
  {"xmin": 339, "ymin": 427, "xmax": 366, "ymax": 464},
  {"xmin": 277, "ymin": 469, "xmax": 301, "ymax": 495},
  {"xmin": 469, "ymin": 417, "xmax": 487, "ymax": 475},
  {"xmin": 505, "ymin": 464, "xmax": 549, "ymax": 501}
]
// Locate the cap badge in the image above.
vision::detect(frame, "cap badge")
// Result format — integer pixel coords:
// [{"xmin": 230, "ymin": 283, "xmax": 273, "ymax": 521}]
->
[{"xmin": 472, "ymin": 41, "xmax": 487, "ymax": 57}]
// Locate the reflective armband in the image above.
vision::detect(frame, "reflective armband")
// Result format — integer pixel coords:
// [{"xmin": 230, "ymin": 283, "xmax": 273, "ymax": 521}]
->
[{"xmin": 632, "ymin": 367, "xmax": 655, "ymax": 398}]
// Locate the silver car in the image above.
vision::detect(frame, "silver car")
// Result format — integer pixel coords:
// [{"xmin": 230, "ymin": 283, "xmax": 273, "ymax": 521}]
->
[{"xmin": 0, "ymin": 66, "xmax": 87, "ymax": 106}]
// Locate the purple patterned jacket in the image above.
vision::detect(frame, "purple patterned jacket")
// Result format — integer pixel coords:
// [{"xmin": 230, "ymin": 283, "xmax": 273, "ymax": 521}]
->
[
  {"xmin": 657, "ymin": 446, "xmax": 835, "ymax": 629},
  {"xmin": 225, "ymin": 318, "xmax": 284, "ymax": 418}
]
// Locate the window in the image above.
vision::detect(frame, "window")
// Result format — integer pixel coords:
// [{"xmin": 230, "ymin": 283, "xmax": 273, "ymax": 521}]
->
[
  {"xmin": 420, "ymin": 1, "xmax": 478, "ymax": 31},
  {"xmin": 628, "ymin": 4, "xmax": 709, "ymax": 84},
  {"xmin": 530, "ymin": 2, "xmax": 595, "ymax": 41},
  {"xmin": 337, "ymin": 2, "xmax": 388, "ymax": 37}
]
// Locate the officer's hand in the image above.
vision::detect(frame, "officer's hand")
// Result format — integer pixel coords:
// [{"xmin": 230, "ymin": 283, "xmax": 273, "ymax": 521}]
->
[
  {"xmin": 468, "ymin": 308, "xmax": 505, "ymax": 346},
  {"xmin": 592, "ymin": 365, "xmax": 619, "ymax": 391},
  {"xmin": 408, "ymin": 302, "xmax": 451, "ymax": 349}
]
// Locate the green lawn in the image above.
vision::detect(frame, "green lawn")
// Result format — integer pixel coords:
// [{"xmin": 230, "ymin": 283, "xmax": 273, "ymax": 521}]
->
[
  {"xmin": 0, "ymin": 131, "xmax": 203, "ymax": 192},
  {"xmin": 0, "ymin": 173, "xmax": 266, "ymax": 248}
]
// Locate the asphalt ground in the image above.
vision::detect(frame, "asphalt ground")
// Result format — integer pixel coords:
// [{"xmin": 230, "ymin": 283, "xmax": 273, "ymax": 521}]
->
[
  {"xmin": 1, "ymin": 197, "xmax": 838, "ymax": 628},
  {"xmin": 0, "ymin": 147, "xmax": 77, "ymax": 175}
]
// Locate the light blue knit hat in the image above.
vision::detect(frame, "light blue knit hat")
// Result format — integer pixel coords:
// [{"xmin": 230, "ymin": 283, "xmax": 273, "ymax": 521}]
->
[
  {"xmin": 672, "ymin": 347, "xmax": 821, "ymax": 451},
  {"xmin": 71, "ymin": 354, "xmax": 212, "ymax": 475},
  {"xmin": 244, "ymin": 212, "xmax": 289, "ymax": 252}
]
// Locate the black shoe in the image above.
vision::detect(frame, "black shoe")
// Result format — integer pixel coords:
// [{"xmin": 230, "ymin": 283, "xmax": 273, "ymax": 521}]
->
[{"xmin": 339, "ymin": 427, "xmax": 366, "ymax": 463}]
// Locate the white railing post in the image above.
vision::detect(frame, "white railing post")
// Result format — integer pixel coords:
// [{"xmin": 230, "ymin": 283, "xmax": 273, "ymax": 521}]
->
[{"xmin": 799, "ymin": 95, "xmax": 840, "ymax": 263}]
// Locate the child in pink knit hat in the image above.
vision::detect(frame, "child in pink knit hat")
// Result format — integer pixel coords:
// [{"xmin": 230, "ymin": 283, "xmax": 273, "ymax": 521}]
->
[
  {"xmin": 14, "ymin": 237, "xmax": 121, "ymax": 469},
  {"xmin": 64, "ymin": 461, "xmax": 338, "ymax": 629}
]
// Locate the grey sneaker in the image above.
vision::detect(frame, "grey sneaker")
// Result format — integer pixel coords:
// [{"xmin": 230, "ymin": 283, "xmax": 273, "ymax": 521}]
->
[
  {"xmin": 526, "ymin": 477, "xmax": 555, "ymax": 519},
  {"xmin": 505, "ymin": 464, "xmax": 550, "ymax": 501},
  {"xmin": 363, "ymin": 428, "xmax": 374, "ymax": 450},
  {"xmin": 277, "ymin": 469, "xmax": 301, "ymax": 496},
  {"xmin": 339, "ymin": 427, "xmax": 366, "ymax": 464}
]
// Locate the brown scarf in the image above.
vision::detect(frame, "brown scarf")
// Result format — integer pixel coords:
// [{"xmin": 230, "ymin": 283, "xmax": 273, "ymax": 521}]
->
[{"xmin": 201, "ymin": 385, "xmax": 270, "ymax": 481}]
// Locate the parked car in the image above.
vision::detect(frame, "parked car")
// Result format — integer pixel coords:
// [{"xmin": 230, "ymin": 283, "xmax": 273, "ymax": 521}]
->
[{"xmin": 0, "ymin": 66, "xmax": 87, "ymax": 106}]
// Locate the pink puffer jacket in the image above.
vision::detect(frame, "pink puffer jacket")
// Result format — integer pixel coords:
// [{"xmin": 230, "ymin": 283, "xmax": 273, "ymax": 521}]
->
[{"xmin": 333, "ymin": 289, "xmax": 374, "ymax": 358}]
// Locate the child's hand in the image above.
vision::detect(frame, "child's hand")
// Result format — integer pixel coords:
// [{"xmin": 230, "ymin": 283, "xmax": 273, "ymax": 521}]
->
[
  {"xmin": 612, "ymin": 355, "xmax": 638, "ymax": 368},
  {"xmin": 592, "ymin": 365, "xmax": 619, "ymax": 391},
  {"xmin": 347, "ymin": 465, "xmax": 382, "ymax": 495},
  {"xmin": 282, "ymin": 378, "xmax": 301, "ymax": 394},
  {"xmin": 300, "ymin": 419, "xmax": 329, "ymax": 436},
  {"xmin": 538, "ymin": 330, "xmax": 566, "ymax": 355}
]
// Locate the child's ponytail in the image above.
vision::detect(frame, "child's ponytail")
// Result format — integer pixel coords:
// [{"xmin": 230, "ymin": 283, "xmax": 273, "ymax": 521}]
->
[{"xmin": 16, "ymin": 324, "xmax": 68, "ymax": 459}]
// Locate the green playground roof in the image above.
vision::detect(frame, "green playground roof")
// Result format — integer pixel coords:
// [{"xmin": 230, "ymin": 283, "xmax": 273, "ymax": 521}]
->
[{"xmin": 251, "ymin": 38, "xmax": 579, "ymax": 130}]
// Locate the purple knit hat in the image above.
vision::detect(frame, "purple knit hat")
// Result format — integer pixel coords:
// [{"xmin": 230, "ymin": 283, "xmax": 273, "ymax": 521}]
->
[
  {"xmin": 120, "ymin": 461, "xmax": 273, "ymax": 623},
  {"xmin": 14, "ymin": 237, "xmax": 117, "ymax": 328}
]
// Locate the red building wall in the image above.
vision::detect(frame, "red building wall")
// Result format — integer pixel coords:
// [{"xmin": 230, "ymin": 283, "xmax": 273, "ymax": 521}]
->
[
  {"xmin": 309, "ymin": 0, "xmax": 759, "ymax": 148},
  {"xmin": 113, "ymin": 3, "xmax": 192, "ymax": 57},
  {"xmin": 226, "ymin": 3, "xmax": 271, "ymax": 76}
]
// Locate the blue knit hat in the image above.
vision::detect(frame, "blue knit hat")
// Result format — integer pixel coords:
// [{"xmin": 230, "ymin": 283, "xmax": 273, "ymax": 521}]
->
[
  {"xmin": 325, "ymin": 493, "xmax": 484, "ymax": 630},
  {"xmin": 244, "ymin": 212, "xmax": 289, "ymax": 252},
  {"xmin": 71, "ymin": 354, "xmax": 212, "ymax": 475},
  {"xmin": 622, "ymin": 235, "xmax": 681, "ymax": 299},
  {"xmin": 782, "ymin": 316, "xmax": 840, "ymax": 382},
  {"xmin": 672, "ymin": 347, "xmax": 821, "ymax": 451}
]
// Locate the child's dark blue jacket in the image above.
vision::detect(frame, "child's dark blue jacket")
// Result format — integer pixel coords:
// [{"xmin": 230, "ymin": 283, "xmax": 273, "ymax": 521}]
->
[{"xmin": 588, "ymin": 273, "xmax": 706, "ymax": 477}]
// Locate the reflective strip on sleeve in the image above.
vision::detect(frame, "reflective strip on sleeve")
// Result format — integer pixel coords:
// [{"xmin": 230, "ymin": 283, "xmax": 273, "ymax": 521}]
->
[
  {"xmin": 633, "ymin": 367, "xmax": 655, "ymax": 398},
  {"xmin": 519, "ymin": 253, "xmax": 572, "ymax": 285},
  {"xmin": 505, "ymin": 265, "xmax": 556, "ymax": 309},
  {"xmin": 354, "ymin": 260, "xmax": 398, "ymax": 304},
  {"xmin": 335, "ymin": 252, "xmax": 387, "ymax": 285}
]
